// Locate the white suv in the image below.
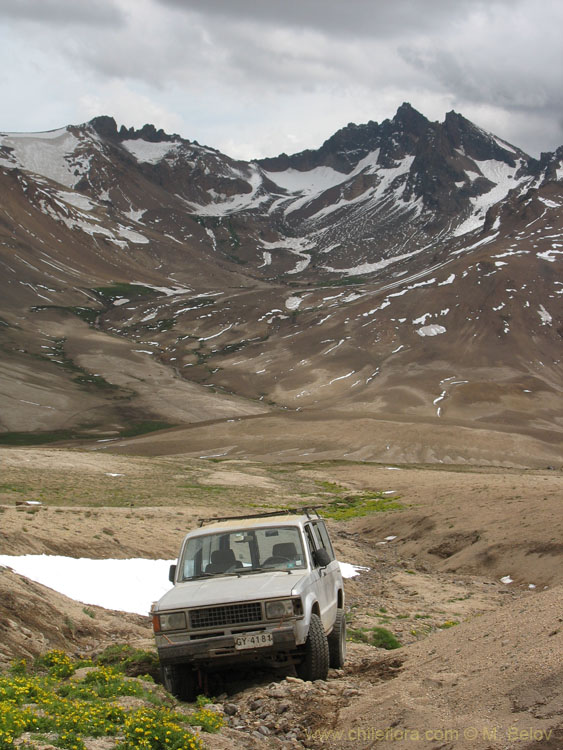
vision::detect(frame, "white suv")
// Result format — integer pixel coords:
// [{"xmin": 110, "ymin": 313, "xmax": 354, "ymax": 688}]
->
[{"xmin": 152, "ymin": 509, "xmax": 346, "ymax": 700}]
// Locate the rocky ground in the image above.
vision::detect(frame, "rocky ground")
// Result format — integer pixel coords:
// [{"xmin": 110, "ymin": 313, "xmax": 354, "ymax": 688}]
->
[{"xmin": 0, "ymin": 446, "xmax": 561, "ymax": 749}]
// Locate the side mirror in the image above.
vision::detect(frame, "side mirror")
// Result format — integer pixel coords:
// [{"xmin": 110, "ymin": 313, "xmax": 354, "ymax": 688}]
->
[
  {"xmin": 313, "ymin": 548, "xmax": 331, "ymax": 568},
  {"xmin": 168, "ymin": 564, "xmax": 177, "ymax": 583}
]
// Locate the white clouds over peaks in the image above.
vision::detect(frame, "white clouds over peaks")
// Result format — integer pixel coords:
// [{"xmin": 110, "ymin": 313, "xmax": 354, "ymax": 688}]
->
[{"xmin": 0, "ymin": 0, "xmax": 562, "ymax": 159}]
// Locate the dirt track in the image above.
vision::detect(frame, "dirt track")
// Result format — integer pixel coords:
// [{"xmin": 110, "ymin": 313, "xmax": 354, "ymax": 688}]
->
[{"xmin": 0, "ymin": 446, "xmax": 562, "ymax": 749}]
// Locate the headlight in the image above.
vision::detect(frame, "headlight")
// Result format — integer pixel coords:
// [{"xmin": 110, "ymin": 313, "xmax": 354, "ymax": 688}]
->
[
  {"xmin": 154, "ymin": 612, "xmax": 187, "ymax": 632},
  {"xmin": 265, "ymin": 599, "xmax": 294, "ymax": 619}
]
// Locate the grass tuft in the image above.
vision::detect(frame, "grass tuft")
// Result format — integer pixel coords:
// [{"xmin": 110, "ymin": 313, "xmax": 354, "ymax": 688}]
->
[
  {"xmin": 91, "ymin": 283, "xmax": 160, "ymax": 304},
  {"xmin": 347, "ymin": 626, "xmax": 402, "ymax": 650},
  {"xmin": 321, "ymin": 491, "xmax": 403, "ymax": 520}
]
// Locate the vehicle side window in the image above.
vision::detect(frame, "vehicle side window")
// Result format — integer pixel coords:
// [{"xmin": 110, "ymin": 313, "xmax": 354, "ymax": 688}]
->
[
  {"xmin": 304, "ymin": 525, "xmax": 318, "ymax": 566},
  {"xmin": 313, "ymin": 521, "xmax": 335, "ymax": 561}
]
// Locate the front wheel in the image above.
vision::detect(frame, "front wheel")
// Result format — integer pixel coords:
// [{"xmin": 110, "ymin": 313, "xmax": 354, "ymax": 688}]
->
[
  {"xmin": 296, "ymin": 613, "xmax": 329, "ymax": 681},
  {"xmin": 327, "ymin": 608, "xmax": 346, "ymax": 668},
  {"xmin": 161, "ymin": 664, "xmax": 198, "ymax": 702}
]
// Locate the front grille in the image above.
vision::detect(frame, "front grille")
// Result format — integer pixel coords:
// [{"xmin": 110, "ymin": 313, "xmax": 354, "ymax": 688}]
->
[{"xmin": 189, "ymin": 602, "xmax": 262, "ymax": 629}]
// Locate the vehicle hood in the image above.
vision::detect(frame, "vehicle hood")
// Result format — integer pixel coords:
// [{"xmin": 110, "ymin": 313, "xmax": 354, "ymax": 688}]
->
[{"xmin": 155, "ymin": 571, "xmax": 308, "ymax": 611}]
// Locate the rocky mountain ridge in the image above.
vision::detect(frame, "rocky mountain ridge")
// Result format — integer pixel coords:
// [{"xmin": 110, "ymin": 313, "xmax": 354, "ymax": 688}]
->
[
  {"xmin": 2, "ymin": 103, "xmax": 559, "ymax": 279},
  {"xmin": 0, "ymin": 104, "xmax": 561, "ymax": 465}
]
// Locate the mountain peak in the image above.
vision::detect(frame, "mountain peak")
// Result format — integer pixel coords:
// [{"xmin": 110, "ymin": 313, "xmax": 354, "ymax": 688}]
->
[
  {"xmin": 89, "ymin": 115, "xmax": 118, "ymax": 138},
  {"xmin": 392, "ymin": 102, "xmax": 429, "ymax": 134},
  {"xmin": 118, "ymin": 122, "xmax": 179, "ymax": 143},
  {"xmin": 88, "ymin": 116, "xmax": 179, "ymax": 144}
]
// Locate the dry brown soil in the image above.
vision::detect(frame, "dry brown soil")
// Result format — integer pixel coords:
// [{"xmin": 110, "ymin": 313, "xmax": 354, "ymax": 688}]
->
[{"xmin": 0, "ymin": 447, "xmax": 561, "ymax": 749}]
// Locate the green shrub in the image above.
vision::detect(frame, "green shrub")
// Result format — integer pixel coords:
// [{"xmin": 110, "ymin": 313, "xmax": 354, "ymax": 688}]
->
[
  {"xmin": 348, "ymin": 626, "xmax": 402, "ymax": 650},
  {"xmin": 0, "ymin": 649, "xmax": 219, "ymax": 750},
  {"xmin": 120, "ymin": 706, "xmax": 205, "ymax": 750},
  {"xmin": 94, "ymin": 645, "xmax": 160, "ymax": 680},
  {"xmin": 322, "ymin": 491, "xmax": 403, "ymax": 520},
  {"xmin": 35, "ymin": 650, "xmax": 75, "ymax": 679}
]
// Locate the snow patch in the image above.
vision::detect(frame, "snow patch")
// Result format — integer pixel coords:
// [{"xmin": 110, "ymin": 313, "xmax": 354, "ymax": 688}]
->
[
  {"xmin": 263, "ymin": 165, "xmax": 346, "ymax": 196},
  {"xmin": 0, "ymin": 555, "xmax": 174, "ymax": 615},
  {"xmin": 125, "ymin": 206, "xmax": 146, "ymax": 222},
  {"xmin": 538, "ymin": 248, "xmax": 563, "ymax": 262},
  {"xmin": 327, "ymin": 370, "xmax": 355, "ymax": 386},
  {"xmin": 438, "ymin": 273, "xmax": 455, "ymax": 286},
  {"xmin": 454, "ymin": 159, "xmax": 532, "ymax": 237},
  {"xmin": 121, "ymin": 139, "xmax": 181, "ymax": 164},
  {"xmin": 338, "ymin": 562, "xmax": 370, "ymax": 579},
  {"xmin": 0, "ymin": 128, "xmax": 92, "ymax": 188},
  {"xmin": 416, "ymin": 325, "xmax": 446, "ymax": 337},
  {"xmin": 537, "ymin": 305, "xmax": 552, "ymax": 325},
  {"xmin": 259, "ymin": 251, "xmax": 272, "ymax": 267},
  {"xmin": 285, "ymin": 296, "xmax": 303, "ymax": 311},
  {"xmin": 323, "ymin": 246, "xmax": 426, "ymax": 277},
  {"xmin": 538, "ymin": 197, "xmax": 561, "ymax": 209},
  {"xmin": 187, "ymin": 163, "xmax": 268, "ymax": 216},
  {"xmin": 55, "ymin": 191, "xmax": 96, "ymax": 211},
  {"xmin": 261, "ymin": 236, "xmax": 315, "ymax": 275},
  {"xmin": 412, "ymin": 313, "xmax": 432, "ymax": 325}
]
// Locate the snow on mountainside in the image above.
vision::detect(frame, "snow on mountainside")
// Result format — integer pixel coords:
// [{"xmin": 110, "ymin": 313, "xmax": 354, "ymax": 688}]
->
[
  {"xmin": 0, "ymin": 105, "xmax": 561, "ymax": 463},
  {"xmin": 0, "ymin": 127, "xmax": 97, "ymax": 188},
  {"xmin": 1, "ymin": 105, "xmax": 560, "ymax": 283}
]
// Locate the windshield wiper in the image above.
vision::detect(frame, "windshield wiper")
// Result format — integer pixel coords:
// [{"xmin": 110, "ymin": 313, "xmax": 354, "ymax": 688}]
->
[
  {"xmin": 233, "ymin": 567, "xmax": 266, "ymax": 575},
  {"xmin": 186, "ymin": 570, "xmax": 255, "ymax": 580},
  {"xmin": 181, "ymin": 572, "xmax": 215, "ymax": 581},
  {"xmin": 237, "ymin": 566, "xmax": 293, "ymax": 575}
]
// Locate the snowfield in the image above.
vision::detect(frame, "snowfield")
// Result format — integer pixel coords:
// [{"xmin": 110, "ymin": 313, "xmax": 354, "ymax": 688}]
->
[
  {"xmin": 0, "ymin": 128, "xmax": 94, "ymax": 188},
  {"xmin": 0, "ymin": 556, "xmax": 369, "ymax": 615}
]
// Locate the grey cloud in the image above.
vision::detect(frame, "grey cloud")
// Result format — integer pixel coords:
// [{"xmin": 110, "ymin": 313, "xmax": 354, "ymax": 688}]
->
[
  {"xmin": 2, "ymin": 0, "xmax": 561, "ymax": 159},
  {"xmin": 399, "ymin": 14, "xmax": 563, "ymax": 118},
  {"xmin": 155, "ymin": 0, "xmax": 515, "ymax": 39},
  {"xmin": 69, "ymin": 16, "xmax": 213, "ymax": 89},
  {"xmin": 0, "ymin": 0, "xmax": 124, "ymax": 26}
]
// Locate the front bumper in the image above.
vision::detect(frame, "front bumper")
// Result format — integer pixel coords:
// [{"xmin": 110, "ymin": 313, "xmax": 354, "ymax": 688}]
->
[{"xmin": 157, "ymin": 625, "xmax": 298, "ymax": 667}]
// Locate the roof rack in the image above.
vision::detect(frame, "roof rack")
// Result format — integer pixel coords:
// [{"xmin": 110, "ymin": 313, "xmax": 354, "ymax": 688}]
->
[{"xmin": 197, "ymin": 506, "xmax": 323, "ymax": 527}]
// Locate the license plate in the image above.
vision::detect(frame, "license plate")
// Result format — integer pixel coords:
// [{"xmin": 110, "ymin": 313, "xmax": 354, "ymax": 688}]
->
[{"xmin": 234, "ymin": 632, "xmax": 273, "ymax": 650}]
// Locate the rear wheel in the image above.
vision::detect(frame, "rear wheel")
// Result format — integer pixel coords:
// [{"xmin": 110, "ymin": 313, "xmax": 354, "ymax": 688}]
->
[
  {"xmin": 296, "ymin": 613, "xmax": 329, "ymax": 681},
  {"xmin": 162, "ymin": 664, "xmax": 198, "ymax": 702},
  {"xmin": 327, "ymin": 608, "xmax": 347, "ymax": 668}
]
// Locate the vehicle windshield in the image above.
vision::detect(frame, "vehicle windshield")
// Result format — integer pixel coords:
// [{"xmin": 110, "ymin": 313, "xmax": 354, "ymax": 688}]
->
[{"xmin": 178, "ymin": 525, "xmax": 306, "ymax": 580}]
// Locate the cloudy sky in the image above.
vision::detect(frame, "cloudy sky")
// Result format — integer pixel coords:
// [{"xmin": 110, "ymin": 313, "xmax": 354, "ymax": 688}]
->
[{"xmin": 1, "ymin": 0, "xmax": 562, "ymax": 159}]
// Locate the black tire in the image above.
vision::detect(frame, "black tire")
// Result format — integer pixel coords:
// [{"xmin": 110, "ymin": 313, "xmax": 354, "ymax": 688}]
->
[
  {"xmin": 327, "ymin": 608, "xmax": 347, "ymax": 668},
  {"xmin": 162, "ymin": 664, "xmax": 198, "ymax": 702},
  {"xmin": 296, "ymin": 613, "xmax": 329, "ymax": 681}
]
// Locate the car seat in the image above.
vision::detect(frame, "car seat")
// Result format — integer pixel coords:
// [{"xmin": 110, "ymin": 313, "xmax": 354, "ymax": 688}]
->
[
  {"xmin": 272, "ymin": 542, "xmax": 297, "ymax": 559},
  {"xmin": 205, "ymin": 548, "xmax": 242, "ymax": 573}
]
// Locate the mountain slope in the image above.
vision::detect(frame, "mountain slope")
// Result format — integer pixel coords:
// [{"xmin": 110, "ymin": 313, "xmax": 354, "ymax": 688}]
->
[{"xmin": 0, "ymin": 106, "xmax": 561, "ymax": 464}]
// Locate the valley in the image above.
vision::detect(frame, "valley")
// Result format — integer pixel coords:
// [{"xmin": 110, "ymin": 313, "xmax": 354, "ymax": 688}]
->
[
  {"xmin": 0, "ymin": 105, "xmax": 561, "ymax": 462},
  {"xmin": 0, "ymin": 103, "xmax": 562, "ymax": 748}
]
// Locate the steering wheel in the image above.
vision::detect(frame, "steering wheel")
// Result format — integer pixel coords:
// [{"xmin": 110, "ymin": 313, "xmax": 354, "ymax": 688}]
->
[{"xmin": 262, "ymin": 555, "xmax": 290, "ymax": 567}]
